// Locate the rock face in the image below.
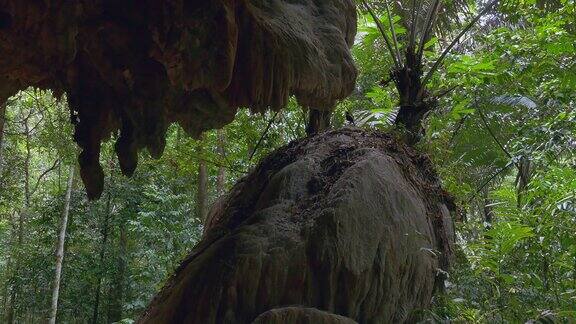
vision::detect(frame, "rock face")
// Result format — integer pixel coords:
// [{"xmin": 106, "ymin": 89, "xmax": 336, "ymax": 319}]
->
[
  {"xmin": 0, "ymin": 0, "xmax": 357, "ymax": 198},
  {"xmin": 140, "ymin": 128, "xmax": 455, "ymax": 323},
  {"xmin": 252, "ymin": 307, "xmax": 358, "ymax": 324}
]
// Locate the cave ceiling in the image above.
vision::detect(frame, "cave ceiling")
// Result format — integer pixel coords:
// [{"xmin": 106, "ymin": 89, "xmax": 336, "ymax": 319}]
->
[{"xmin": 0, "ymin": 0, "xmax": 358, "ymax": 198}]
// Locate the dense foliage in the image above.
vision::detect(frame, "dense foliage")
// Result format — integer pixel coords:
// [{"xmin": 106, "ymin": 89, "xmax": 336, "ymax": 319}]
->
[
  {"xmin": 353, "ymin": 0, "xmax": 575, "ymax": 321},
  {"xmin": 0, "ymin": 0, "xmax": 574, "ymax": 322}
]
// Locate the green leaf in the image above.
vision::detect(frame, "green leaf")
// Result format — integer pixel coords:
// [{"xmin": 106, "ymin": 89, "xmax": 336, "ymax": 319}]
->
[{"xmin": 424, "ymin": 36, "xmax": 438, "ymax": 50}]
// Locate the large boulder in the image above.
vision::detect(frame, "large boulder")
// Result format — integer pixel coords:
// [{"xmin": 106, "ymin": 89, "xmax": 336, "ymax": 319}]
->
[
  {"xmin": 140, "ymin": 128, "xmax": 455, "ymax": 323},
  {"xmin": 252, "ymin": 307, "xmax": 358, "ymax": 324},
  {"xmin": 0, "ymin": 0, "xmax": 357, "ymax": 198}
]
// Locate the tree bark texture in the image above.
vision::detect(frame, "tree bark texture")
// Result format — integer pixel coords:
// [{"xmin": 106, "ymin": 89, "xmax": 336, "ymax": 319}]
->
[{"xmin": 306, "ymin": 109, "xmax": 332, "ymax": 136}]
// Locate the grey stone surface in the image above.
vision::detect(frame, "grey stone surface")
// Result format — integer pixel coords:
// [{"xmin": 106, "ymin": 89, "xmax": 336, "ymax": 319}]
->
[{"xmin": 140, "ymin": 128, "xmax": 455, "ymax": 323}]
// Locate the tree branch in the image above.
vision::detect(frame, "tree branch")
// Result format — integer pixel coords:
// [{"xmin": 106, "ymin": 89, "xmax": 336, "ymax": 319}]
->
[
  {"xmin": 31, "ymin": 159, "xmax": 61, "ymax": 196},
  {"xmin": 448, "ymin": 115, "xmax": 468, "ymax": 146},
  {"xmin": 193, "ymin": 153, "xmax": 248, "ymax": 175},
  {"xmin": 467, "ymin": 160, "xmax": 514, "ymax": 204},
  {"xmin": 282, "ymin": 112, "xmax": 300, "ymax": 141},
  {"xmin": 434, "ymin": 84, "xmax": 460, "ymax": 100},
  {"xmin": 249, "ymin": 110, "xmax": 281, "ymax": 161},
  {"xmin": 477, "ymin": 108, "xmax": 515, "ymax": 163}
]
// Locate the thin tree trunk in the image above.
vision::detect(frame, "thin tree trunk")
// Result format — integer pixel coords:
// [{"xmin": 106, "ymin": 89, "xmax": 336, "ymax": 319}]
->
[
  {"xmin": 6, "ymin": 213, "xmax": 23, "ymax": 324},
  {"xmin": 482, "ymin": 188, "xmax": 494, "ymax": 231},
  {"xmin": 107, "ymin": 211, "xmax": 127, "ymax": 323},
  {"xmin": 91, "ymin": 159, "xmax": 115, "ymax": 324},
  {"xmin": 0, "ymin": 101, "xmax": 6, "ymax": 174},
  {"xmin": 2, "ymin": 211, "xmax": 16, "ymax": 315},
  {"xmin": 6, "ymin": 117, "xmax": 32, "ymax": 324},
  {"xmin": 91, "ymin": 197, "xmax": 112, "ymax": 324},
  {"xmin": 107, "ymin": 163, "xmax": 128, "ymax": 323},
  {"xmin": 306, "ymin": 109, "xmax": 331, "ymax": 136},
  {"xmin": 48, "ymin": 165, "xmax": 75, "ymax": 324},
  {"xmin": 216, "ymin": 130, "xmax": 226, "ymax": 195},
  {"xmin": 515, "ymin": 155, "xmax": 532, "ymax": 208},
  {"xmin": 196, "ymin": 137, "xmax": 208, "ymax": 221}
]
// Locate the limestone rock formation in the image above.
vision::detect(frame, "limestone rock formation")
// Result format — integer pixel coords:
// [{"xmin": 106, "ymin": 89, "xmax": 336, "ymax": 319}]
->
[
  {"xmin": 0, "ymin": 0, "xmax": 357, "ymax": 198},
  {"xmin": 140, "ymin": 128, "xmax": 455, "ymax": 323},
  {"xmin": 252, "ymin": 307, "xmax": 358, "ymax": 324}
]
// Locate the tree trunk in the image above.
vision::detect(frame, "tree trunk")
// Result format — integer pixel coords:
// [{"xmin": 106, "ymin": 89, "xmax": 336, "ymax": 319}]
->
[
  {"xmin": 216, "ymin": 130, "xmax": 226, "ymax": 195},
  {"xmin": 91, "ymin": 184, "xmax": 114, "ymax": 324},
  {"xmin": 196, "ymin": 137, "xmax": 208, "ymax": 221},
  {"xmin": 6, "ymin": 117, "xmax": 32, "ymax": 324},
  {"xmin": 107, "ymin": 212, "xmax": 127, "ymax": 323},
  {"xmin": 305, "ymin": 109, "xmax": 331, "ymax": 136},
  {"xmin": 2, "ymin": 211, "xmax": 16, "ymax": 318},
  {"xmin": 515, "ymin": 155, "xmax": 532, "ymax": 208},
  {"xmin": 391, "ymin": 50, "xmax": 435, "ymax": 145},
  {"xmin": 0, "ymin": 101, "xmax": 6, "ymax": 174},
  {"xmin": 482, "ymin": 188, "xmax": 494, "ymax": 226},
  {"xmin": 48, "ymin": 165, "xmax": 75, "ymax": 324}
]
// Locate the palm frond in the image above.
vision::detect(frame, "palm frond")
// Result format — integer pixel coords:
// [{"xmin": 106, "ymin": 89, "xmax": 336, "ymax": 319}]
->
[
  {"xmin": 362, "ymin": 0, "xmax": 402, "ymax": 68},
  {"xmin": 490, "ymin": 95, "xmax": 537, "ymax": 110},
  {"xmin": 388, "ymin": 0, "xmax": 473, "ymax": 38},
  {"xmin": 384, "ymin": 0, "xmax": 403, "ymax": 63},
  {"xmin": 418, "ymin": 0, "xmax": 500, "ymax": 97}
]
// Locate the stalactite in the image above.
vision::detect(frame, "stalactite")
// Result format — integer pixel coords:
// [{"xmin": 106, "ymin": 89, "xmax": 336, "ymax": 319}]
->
[{"xmin": 0, "ymin": 0, "xmax": 358, "ymax": 199}]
